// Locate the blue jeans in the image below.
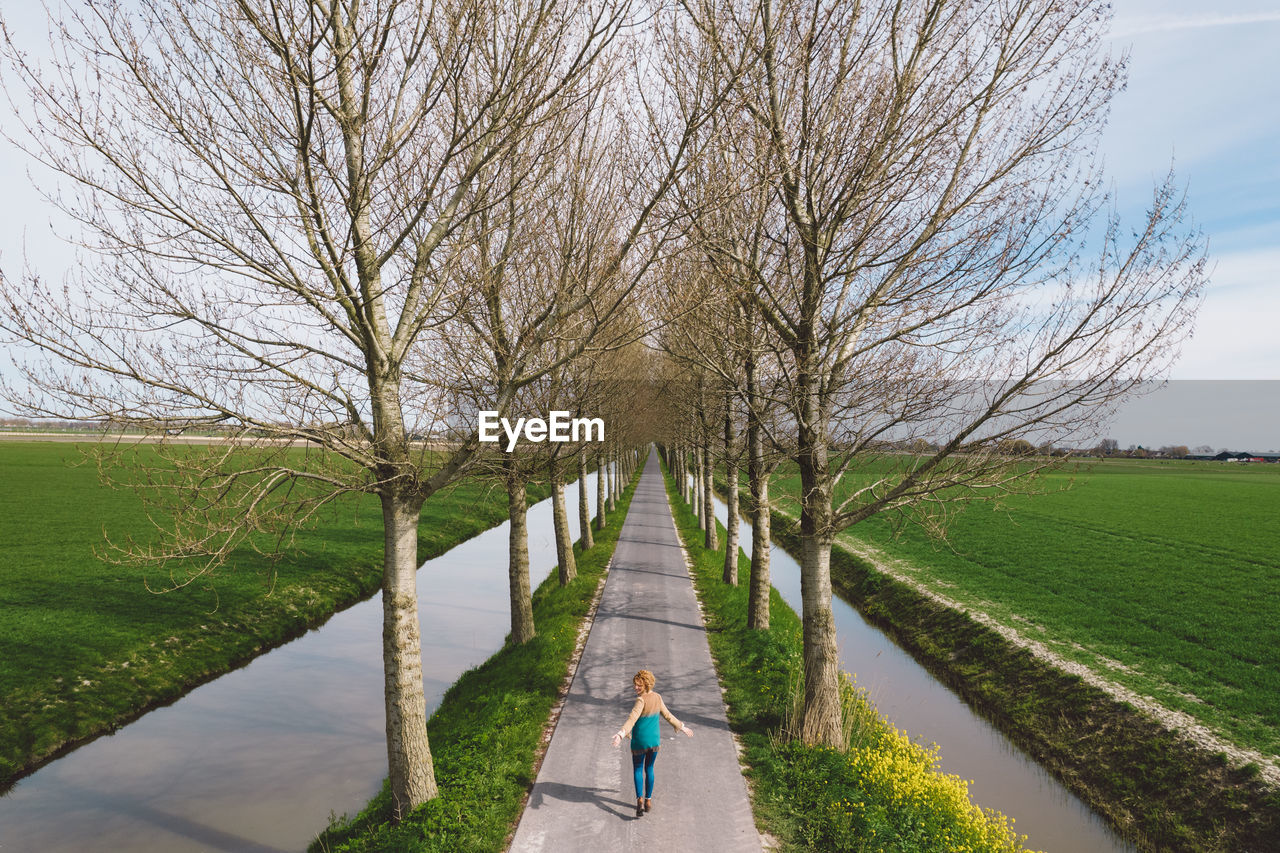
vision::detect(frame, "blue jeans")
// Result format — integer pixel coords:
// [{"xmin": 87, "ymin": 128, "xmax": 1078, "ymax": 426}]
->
[{"xmin": 631, "ymin": 748, "xmax": 658, "ymax": 798}]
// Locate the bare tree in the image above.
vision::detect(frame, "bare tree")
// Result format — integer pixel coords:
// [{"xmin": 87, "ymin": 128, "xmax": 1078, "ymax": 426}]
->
[
  {"xmin": 742, "ymin": 318, "xmax": 782, "ymax": 629},
  {"xmin": 544, "ymin": 378, "xmax": 587, "ymax": 587},
  {"xmin": 682, "ymin": 0, "xmax": 1206, "ymax": 746},
  {"xmin": 442, "ymin": 82, "xmax": 652, "ymax": 643},
  {"xmin": 658, "ymin": 118, "xmax": 786, "ymax": 619}
]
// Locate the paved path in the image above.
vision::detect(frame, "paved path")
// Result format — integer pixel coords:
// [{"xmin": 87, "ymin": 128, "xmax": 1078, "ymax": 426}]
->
[{"xmin": 509, "ymin": 449, "xmax": 764, "ymax": 853}]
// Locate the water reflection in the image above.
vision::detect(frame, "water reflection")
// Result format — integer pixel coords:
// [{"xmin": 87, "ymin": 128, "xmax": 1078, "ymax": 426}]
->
[
  {"xmin": 708, "ymin": 492, "xmax": 1133, "ymax": 853},
  {"xmin": 0, "ymin": 473, "xmax": 597, "ymax": 853}
]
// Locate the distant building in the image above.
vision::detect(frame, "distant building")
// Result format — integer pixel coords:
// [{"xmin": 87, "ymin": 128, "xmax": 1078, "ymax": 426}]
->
[{"xmin": 1207, "ymin": 451, "xmax": 1280, "ymax": 463}]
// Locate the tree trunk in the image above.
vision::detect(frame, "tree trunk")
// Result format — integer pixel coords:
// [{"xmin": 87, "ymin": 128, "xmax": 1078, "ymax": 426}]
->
[
  {"xmin": 607, "ymin": 449, "xmax": 617, "ymax": 512},
  {"xmin": 678, "ymin": 446, "xmax": 687, "ymax": 502},
  {"xmin": 696, "ymin": 448, "xmax": 706, "ymax": 522},
  {"xmin": 746, "ymin": 374, "xmax": 771, "ymax": 628},
  {"xmin": 578, "ymin": 450, "xmax": 594, "ymax": 550},
  {"xmin": 746, "ymin": 473, "xmax": 771, "ymax": 629},
  {"xmin": 703, "ymin": 442, "xmax": 718, "ymax": 550},
  {"xmin": 683, "ymin": 448, "xmax": 692, "ymax": 504},
  {"xmin": 551, "ymin": 458, "xmax": 577, "ymax": 586},
  {"xmin": 687, "ymin": 448, "xmax": 694, "ymax": 506},
  {"xmin": 723, "ymin": 402, "xmax": 739, "ymax": 585},
  {"xmin": 677, "ymin": 448, "xmax": 684, "ymax": 497},
  {"xmin": 595, "ymin": 451, "xmax": 608, "ymax": 530},
  {"xmin": 380, "ymin": 492, "xmax": 438, "ymax": 818},
  {"xmin": 798, "ymin": 528, "xmax": 840, "ymax": 746},
  {"xmin": 797, "ymin": 401, "xmax": 842, "ymax": 747},
  {"xmin": 505, "ymin": 459, "xmax": 536, "ymax": 644}
]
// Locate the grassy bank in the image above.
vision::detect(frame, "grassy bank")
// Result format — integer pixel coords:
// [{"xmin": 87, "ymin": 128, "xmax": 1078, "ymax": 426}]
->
[
  {"xmin": 753, "ymin": 489, "xmax": 1280, "ymax": 849},
  {"xmin": 310, "ymin": 466, "xmax": 639, "ymax": 852},
  {"xmin": 663, "ymin": 460, "xmax": 1030, "ymax": 852},
  {"xmin": 804, "ymin": 525, "xmax": 1280, "ymax": 851},
  {"xmin": 0, "ymin": 441, "xmax": 548, "ymax": 786}
]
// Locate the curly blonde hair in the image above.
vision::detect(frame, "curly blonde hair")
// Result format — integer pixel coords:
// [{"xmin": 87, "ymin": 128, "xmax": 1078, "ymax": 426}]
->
[{"xmin": 633, "ymin": 669, "xmax": 656, "ymax": 691}]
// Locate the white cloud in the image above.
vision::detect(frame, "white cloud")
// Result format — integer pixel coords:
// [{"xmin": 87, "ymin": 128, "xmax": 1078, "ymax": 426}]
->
[
  {"xmin": 1172, "ymin": 248, "xmax": 1280, "ymax": 379},
  {"xmin": 1101, "ymin": 9, "xmax": 1280, "ymax": 177},
  {"xmin": 1110, "ymin": 11, "xmax": 1280, "ymax": 39}
]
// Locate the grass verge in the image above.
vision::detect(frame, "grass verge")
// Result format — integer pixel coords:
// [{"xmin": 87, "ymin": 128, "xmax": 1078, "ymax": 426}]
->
[
  {"xmin": 764, "ymin": 515, "xmax": 1280, "ymax": 851},
  {"xmin": 0, "ymin": 441, "xmax": 549, "ymax": 788},
  {"xmin": 662, "ymin": 460, "xmax": 1031, "ymax": 853},
  {"xmin": 309, "ymin": 468, "xmax": 639, "ymax": 852}
]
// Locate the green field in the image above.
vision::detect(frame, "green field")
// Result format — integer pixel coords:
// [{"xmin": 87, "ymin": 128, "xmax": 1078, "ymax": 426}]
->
[
  {"xmin": 772, "ymin": 459, "xmax": 1280, "ymax": 760},
  {"xmin": 0, "ymin": 440, "xmax": 519, "ymax": 783}
]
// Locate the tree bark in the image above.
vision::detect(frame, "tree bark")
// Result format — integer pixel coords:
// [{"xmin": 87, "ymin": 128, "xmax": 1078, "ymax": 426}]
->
[
  {"xmin": 607, "ymin": 449, "xmax": 618, "ymax": 512},
  {"xmin": 578, "ymin": 450, "xmax": 594, "ymax": 550},
  {"xmin": 692, "ymin": 446, "xmax": 703, "ymax": 524},
  {"xmin": 797, "ymin": 390, "xmax": 841, "ymax": 746},
  {"xmin": 746, "ymin": 474, "xmax": 772, "ymax": 629},
  {"xmin": 505, "ymin": 458, "xmax": 536, "ymax": 644},
  {"xmin": 798, "ymin": 527, "xmax": 840, "ymax": 746},
  {"xmin": 676, "ymin": 448, "xmax": 683, "ymax": 496},
  {"xmin": 381, "ymin": 492, "xmax": 438, "ymax": 818},
  {"xmin": 551, "ymin": 458, "xmax": 577, "ymax": 585},
  {"xmin": 723, "ymin": 401, "xmax": 739, "ymax": 585},
  {"xmin": 595, "ymin": 451, "xmax": 608, "ymax": 530},
  {"xmin": 746, "ymin": 363, "xmax": 772, "ymax": 628},
  {"xmin": 683, "ymin": 447, "xmax": 692, "ymax": 504},
  {"xmin": 676, "ymin": 447, "xmax": 685, "ymax": 499},
  {"xmin": 703, "ymin": 442, "xmax": 718, "ymax": 550}
]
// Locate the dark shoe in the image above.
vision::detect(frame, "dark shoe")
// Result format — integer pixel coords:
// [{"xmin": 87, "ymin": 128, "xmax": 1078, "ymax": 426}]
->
[
  {"xmin": 636, "ymin": 800, "xmax": 644, "ymax": 817},
  {"xmin": 644, "ymin": 799, "xmax": 652, "ymax": 813}
]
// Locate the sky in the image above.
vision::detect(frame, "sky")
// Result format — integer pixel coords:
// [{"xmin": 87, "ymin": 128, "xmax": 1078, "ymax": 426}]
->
[
  {"xmin": 1087, "ymin": 1, "xmax": 1280, "ymax": 448},
  {"xmin": 1099, "ymin": 1, "xmax": 1280, "ymax": 382},
  {"xmin": 0, "ymin": 1, "xmax": 1276, "ymax": 447}
]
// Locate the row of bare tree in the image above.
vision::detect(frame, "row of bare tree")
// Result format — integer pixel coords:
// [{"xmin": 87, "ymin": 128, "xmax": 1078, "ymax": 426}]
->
[
  {"xmin": 646, "ymin": 0, "xmax": 1205, "ymax": 748},
  {"xmin": 0, "ymin": 0, "xmax": 685, "ymax": 817},
  {"xmin": 0, "ymin": 0, "xmax": 1203, "ymax": 821}
]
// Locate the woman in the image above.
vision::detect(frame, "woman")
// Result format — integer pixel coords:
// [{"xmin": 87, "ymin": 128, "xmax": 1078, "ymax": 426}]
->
[{"xmin": 611, "ymin": 669, "xmax": 693, "ymax": 817}]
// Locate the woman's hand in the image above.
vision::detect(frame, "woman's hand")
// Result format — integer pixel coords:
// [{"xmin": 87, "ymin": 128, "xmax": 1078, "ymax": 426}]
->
[
  {"xmin": 611, "ymin": 732, "xmax": 623, "ymax": 749},
  {"xmin": 682, "ymin": 724, "xmax": 693, "ymax": 738}
]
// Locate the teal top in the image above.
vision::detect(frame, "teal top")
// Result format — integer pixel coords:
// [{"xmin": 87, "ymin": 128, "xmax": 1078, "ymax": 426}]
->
[
  {"xmin": 619, "ymin": 690, "xmax": 682, "ymax": 751},
  {"xmin": 631, "ymin": 713, "xmax": 662, "ymax": 750}
]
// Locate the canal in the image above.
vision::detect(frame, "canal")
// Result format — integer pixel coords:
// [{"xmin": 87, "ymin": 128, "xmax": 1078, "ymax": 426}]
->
[{"xmin": 0, "ymin": 471, "xmax": 602, "ymax": 852}]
